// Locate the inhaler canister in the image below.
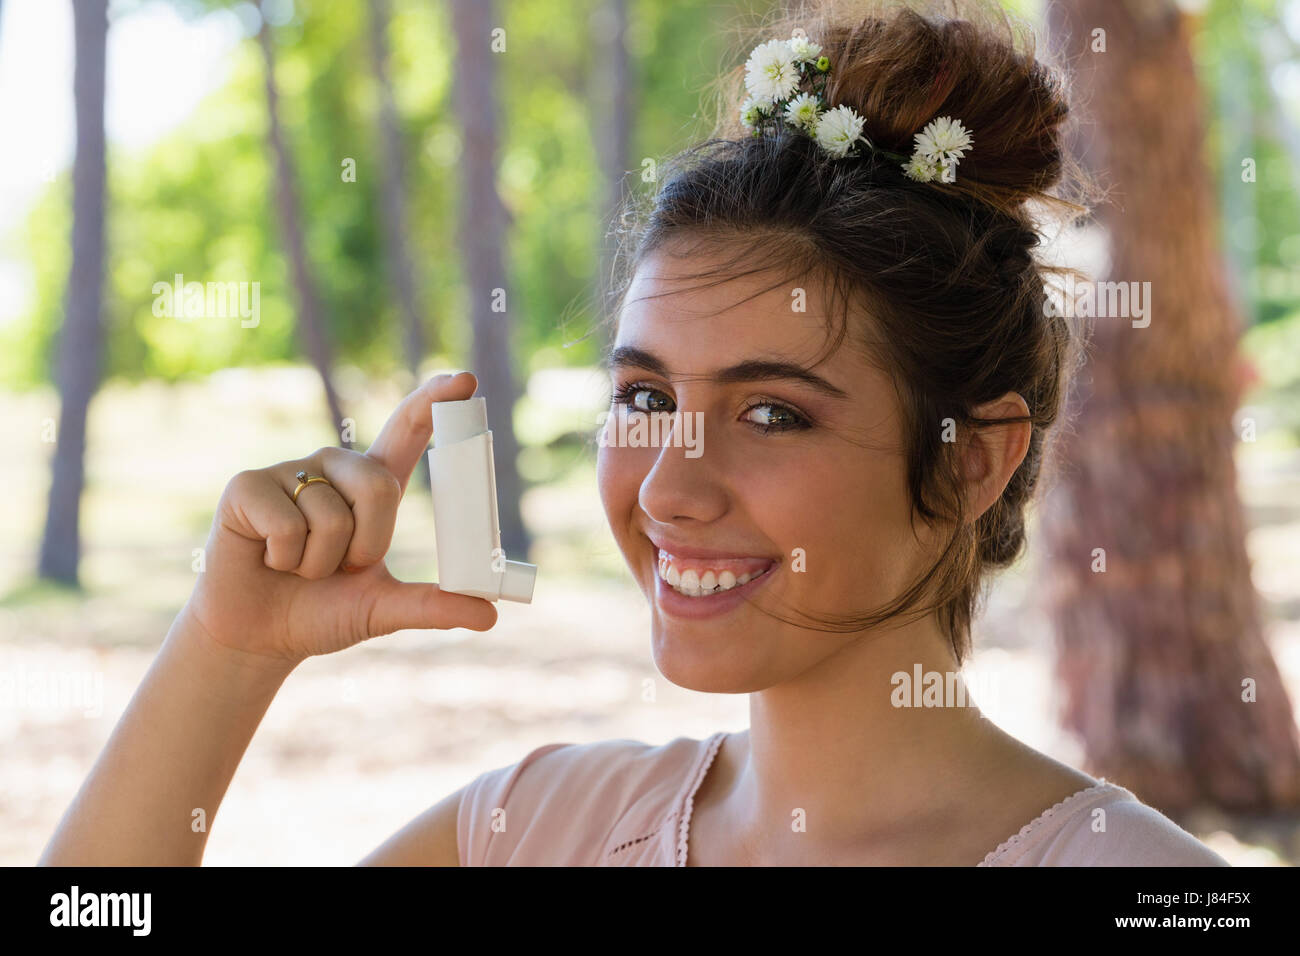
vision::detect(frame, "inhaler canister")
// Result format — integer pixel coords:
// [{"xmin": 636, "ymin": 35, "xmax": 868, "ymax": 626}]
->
[{"xmin": 427, "ymin": 397, "xmax": 536, "ymax": 603}]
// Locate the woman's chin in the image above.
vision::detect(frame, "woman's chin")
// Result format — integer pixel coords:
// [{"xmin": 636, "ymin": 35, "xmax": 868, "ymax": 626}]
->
[{"xmin": 650, "ymin": 633, "xmax": 774, "ymax": 694}]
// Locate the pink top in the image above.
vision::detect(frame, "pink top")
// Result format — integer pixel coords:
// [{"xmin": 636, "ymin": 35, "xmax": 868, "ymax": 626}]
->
[{"xmin": 457, "ymin": 731, "xmax": 1230, "ymax": 866}]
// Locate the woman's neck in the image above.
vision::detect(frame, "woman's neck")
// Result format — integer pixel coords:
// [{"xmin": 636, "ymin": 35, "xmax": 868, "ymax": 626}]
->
[{"xmin": 703, "ymin": 614, "xmax": 1043, "ymax": 863}]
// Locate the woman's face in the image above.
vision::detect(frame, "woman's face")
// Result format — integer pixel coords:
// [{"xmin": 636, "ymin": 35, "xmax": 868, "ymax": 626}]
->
[{"xmin": 597, "ymin": 241, "xmax": 942, "ymax": 693}]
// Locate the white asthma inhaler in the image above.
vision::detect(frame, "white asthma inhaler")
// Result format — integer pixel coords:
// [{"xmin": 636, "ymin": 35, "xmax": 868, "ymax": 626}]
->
[{"xmin": 427, "ymin": 396, "xmax": 537, "ymax": 603}]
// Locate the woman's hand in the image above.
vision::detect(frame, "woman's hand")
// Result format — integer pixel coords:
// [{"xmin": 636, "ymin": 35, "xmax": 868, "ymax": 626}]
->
[{"xmin": 184, "ymin": 371, "xmax": 498, "ymax": 663}]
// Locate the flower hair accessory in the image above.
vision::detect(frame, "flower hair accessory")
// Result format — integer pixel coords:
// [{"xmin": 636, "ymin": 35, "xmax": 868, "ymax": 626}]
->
[{"xmin": 739, "ymin": 29, "xmax": 974, "ymax": 183}]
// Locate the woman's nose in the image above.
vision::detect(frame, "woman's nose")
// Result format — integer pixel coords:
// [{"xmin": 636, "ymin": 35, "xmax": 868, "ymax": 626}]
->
[{"xmin": 635, "ymin": 409, "xmax": 729, "ymax": 524}]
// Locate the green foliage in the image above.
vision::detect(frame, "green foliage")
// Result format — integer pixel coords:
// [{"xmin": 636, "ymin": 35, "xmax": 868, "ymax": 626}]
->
[
  {"xmin": 2, "ymin": 0, "xmax": 767, "ymax": 388},
  {"xmin": 106, "ymin": 40, "xmax": 294, "ymax": 381},
  {"xmin": 1, "ymin": 183, "xmax": 69, "ymax": 388},
  {"xmin": 17, "ymin": 0, "xmax": 1294, "ymax": 389},
  {"xmin": 1242, "ymin": 306, "xmax": 1300, "ymax": 441},
  {"xmin": 1196, "ymin": 0, "xmax": 1300, "ymax": 327}
]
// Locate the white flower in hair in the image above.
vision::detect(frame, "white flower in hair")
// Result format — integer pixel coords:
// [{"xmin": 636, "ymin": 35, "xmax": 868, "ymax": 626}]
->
[
  {"xmin": 814, "ymin": 104, "xmax": 866, "ymax": 158},
  {"xmin": 912, "ymin": 116, "xmax": 973, "ymax": 164},
  {"xmin": 788, "ymin": 32, "xmax": 822, "ymax": 63},
  {"xmin": 784, "ymin": 92, "xmax": 821, "ymax": 131},
  {"xmin": 902, "ymin": 154, "xmax": 938, "ymax": 182},
  {"xmin": 738, "ymin": 33, "xmax": 975, "ymax": 180},
  {"xmin": 744, "ymin": 38, "xmax": 799, "ymax": 103},
  {"xmin": 902, "ymin": 116, "xmax": 972, "ymax": 182},
  {"xmin": 739, "ymin": 96, "xmax": 770, "ymax": 131}
]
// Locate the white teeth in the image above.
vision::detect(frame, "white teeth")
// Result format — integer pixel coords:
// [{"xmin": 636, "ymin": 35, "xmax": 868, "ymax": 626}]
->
[{"xmin": 657, "ymin": 555, "xmax": 769, "ymax": 597}]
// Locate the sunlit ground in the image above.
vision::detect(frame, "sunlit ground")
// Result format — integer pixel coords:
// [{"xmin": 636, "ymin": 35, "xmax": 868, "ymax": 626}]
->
[{"xmin": 1, "ymin": 367, "xmax": 1297, "ymax": 866}]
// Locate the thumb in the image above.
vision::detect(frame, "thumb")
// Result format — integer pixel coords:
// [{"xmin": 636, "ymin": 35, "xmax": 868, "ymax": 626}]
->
[{"xmin": 364, "ymin": 573, "xmax": 499, "ymax": 637}]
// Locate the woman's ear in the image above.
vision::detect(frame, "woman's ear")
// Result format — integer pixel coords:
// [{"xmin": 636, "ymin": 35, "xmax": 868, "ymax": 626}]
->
[{"xmin": 960, "ymin": 392, "xmax": 1032, "ymax": 519}]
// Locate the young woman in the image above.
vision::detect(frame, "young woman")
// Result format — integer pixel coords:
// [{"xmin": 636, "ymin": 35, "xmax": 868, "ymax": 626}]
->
[{"xmin": 41, "ymin": 0, "xmax": 1229, "ymax": 866}]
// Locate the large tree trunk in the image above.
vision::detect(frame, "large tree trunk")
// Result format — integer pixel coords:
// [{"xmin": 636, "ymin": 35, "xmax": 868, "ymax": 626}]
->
[
  {"xmin": 448, "ymin": 0, "xmax": 530, "ymax": 560},
  {"xmin": 591, "ymin": 0, "xmax": 631, "ymax": 349},
  {"xmin": 38, "ymin": 0, "xmax": 108, "ymax": 586},
  {"xmin": 367, "ymin": 0, "xmax": 435, "ymax": 377},
  {"xmin": 257, "ymin": 5, "xmax": 349, "ymax": 445},
  {"xmin": 1042, "ymin": 0, "xmax": 1300, "ymax": 812}
]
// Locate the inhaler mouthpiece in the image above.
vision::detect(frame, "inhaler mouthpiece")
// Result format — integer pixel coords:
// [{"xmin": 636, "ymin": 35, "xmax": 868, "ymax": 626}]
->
[{"xmin": 427, "ymin": 397, "xmax": 537, "ymax": 604}]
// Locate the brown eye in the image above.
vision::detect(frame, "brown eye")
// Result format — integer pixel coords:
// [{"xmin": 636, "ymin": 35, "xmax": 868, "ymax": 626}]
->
[
  {"xmin": 742, "ymin": 401, "xmax": 808, "ymax": 433},
  {"xmin": 635, "ymin": 389, "xmax": 673, "ymax": 413},
  {"xmin": 612, "ymin": 382, "xmax": 674, "ymax": 414}
]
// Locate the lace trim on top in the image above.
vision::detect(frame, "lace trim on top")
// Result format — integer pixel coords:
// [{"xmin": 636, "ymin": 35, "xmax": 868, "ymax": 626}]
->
[
  {"xmin": 977, "ymin": 779, "xmax": 1127, "ymax": 866},
  {"xmin": 675, "ymin": 731, "xmax": 728, "ymax": 867},
  {"xmin": 611, "ymin": 731, "xmax": 1109, "ymax": 866},
  {"xmin": 607, "ymin": 826, "xmax": 664, "ymax": 858}
]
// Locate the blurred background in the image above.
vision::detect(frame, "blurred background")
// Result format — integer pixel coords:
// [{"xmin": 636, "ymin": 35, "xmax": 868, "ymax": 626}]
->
[{"xmin": 1, "ymin": 0, "xmax": 1298, "ymax": 866}]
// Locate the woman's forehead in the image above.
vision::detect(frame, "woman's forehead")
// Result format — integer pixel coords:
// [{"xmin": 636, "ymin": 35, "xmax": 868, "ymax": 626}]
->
[
  {"xmin": 613, "ymin": 298, "xmax": 841, "ymax": 382},
  {"xmin": 609, "ymin": 241, "xmax": 891, "ymax": 387},
  {"xmin": 617, "ymin": 253, "xmax": 834, "ymax": 344}
]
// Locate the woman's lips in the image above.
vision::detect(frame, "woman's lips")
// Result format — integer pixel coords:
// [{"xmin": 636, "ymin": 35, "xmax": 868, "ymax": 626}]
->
[{"xmin": 651, "ymin": 545, "xmax": 779, "ymax": 619}]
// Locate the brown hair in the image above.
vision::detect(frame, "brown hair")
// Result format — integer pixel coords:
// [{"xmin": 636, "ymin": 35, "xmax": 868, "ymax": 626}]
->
[{"xmin": 601, "ymin": 0, "xmax": 1097, "ymax": 664}]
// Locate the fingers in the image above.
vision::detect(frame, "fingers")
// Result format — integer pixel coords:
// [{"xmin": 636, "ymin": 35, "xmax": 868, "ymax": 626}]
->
[
  {"xmin": 267, "ymin": 449, "xmax": 400, "ymax": 577},
  {"xmin": 285, "ymin": 476, "xmax": 355, "ymax": 578},
  {"xmin": 223, "ymin": 470, "xmax": 309, "ymax": 569},
  {"xmin": 364, "ymin": 573, "xmax": 499, "ymax": 637},
  {"xmin": 229, "ymin": 439, "xmax": 417, "ymax": 580},
  {"xmin": 312, "ymin": 447, "xmax": 402, "ymax": 570},
  {"xmin": 223, "ymin": 369, "xmax": 481, "ymax": 581},
  {"xmin": 365, "ymin": 371, "xmax": 479, "ymax": 493}
]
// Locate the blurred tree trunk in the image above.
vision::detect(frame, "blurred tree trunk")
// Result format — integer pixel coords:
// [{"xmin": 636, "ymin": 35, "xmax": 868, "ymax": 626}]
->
[
  {"xmin": 1043, "ymin": 0, "xmax": 1300, "ymax": 812},
  {"xmin": 448, "ymin": 0, "xmax": 530, "ymax": 559},
  {"xmin": 367, "ymin": 0, "xmax": 436, "ymax": 376},
  {"xmin": 257, "ymin": 6, "xmax": 349, "ymax": 446},
  {"xmin": 368, "ymin": 0, "xmax": 432, "ymax": 489},
  {"xmin": 38, "ymin": 0, "xmax": 108, "ymax": 586},
  {"xmin": 592, "ymin": 0, "xmax": 631, "ymax": 348}
]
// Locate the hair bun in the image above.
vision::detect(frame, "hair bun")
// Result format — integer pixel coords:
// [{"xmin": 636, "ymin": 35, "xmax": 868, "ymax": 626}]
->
[{"xmin": 720, "ymin": 0, "xmax": 1080, "ymax": 216}]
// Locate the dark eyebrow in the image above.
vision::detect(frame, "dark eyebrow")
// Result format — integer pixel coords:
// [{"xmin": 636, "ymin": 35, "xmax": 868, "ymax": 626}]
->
[{"xmin": 607, "ymin": 345, "xmax": 849, "ymax": 400}]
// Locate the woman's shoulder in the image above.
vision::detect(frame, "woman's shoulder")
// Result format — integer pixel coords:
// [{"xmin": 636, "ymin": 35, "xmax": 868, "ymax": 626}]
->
[
  {"xmin": 457, "ymin": 731, "xmax": 726, "ymax": 866},
  {"xmin": 980, "ymin": 780, "xmax": 1230, "ymax": 867}
]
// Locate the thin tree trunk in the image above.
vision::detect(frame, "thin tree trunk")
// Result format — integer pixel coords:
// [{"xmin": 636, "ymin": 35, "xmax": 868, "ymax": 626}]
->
[
  {"xmin": 448, "ymin": 0, "xmax": 530, "ymax": 560},
  {"xmin": 1042, "ymin": 0, "xmax": 1300, "ymax": 812},
  {"xmin": 38, "ymin": 0, "xmax": 108, "ymax": 586},
  {"xmin": 367, "ymin": 0, "xmax": 435, "ymax": 376},
  {"xmin": 592, "ymin": 0, "xmax": 631, "ymax": 348},
  {"xmin": 368, "ymin": 0, "xmax": 432, "ymax": 492},
  {"xmin": 257, "ymin": 8, "xmax": 349, "ymax": 445}
]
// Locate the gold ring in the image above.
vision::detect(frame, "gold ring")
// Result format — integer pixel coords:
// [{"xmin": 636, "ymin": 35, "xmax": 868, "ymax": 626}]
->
[{"xmin": 292, "ymin": 470, "xmax": 332, "ymax": 503}]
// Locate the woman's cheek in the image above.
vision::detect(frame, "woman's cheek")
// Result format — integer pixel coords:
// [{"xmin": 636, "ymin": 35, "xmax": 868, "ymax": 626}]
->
[
  {"xmin": 596, "ymin": 443, "xmax": 643, "ymax": 541},
  {"xmin": 595, "ymin": 443, "xmax": 620, "ymax": 527},
  {"xmin": 791, "ymin": 464, "xmax": 903, "ymax": 603}
]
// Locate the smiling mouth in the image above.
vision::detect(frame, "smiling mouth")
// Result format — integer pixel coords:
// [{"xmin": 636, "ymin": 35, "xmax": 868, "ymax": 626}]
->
[{"xmin": 654, "ymin": 549, "xmax": 778, "ymax": 598}]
